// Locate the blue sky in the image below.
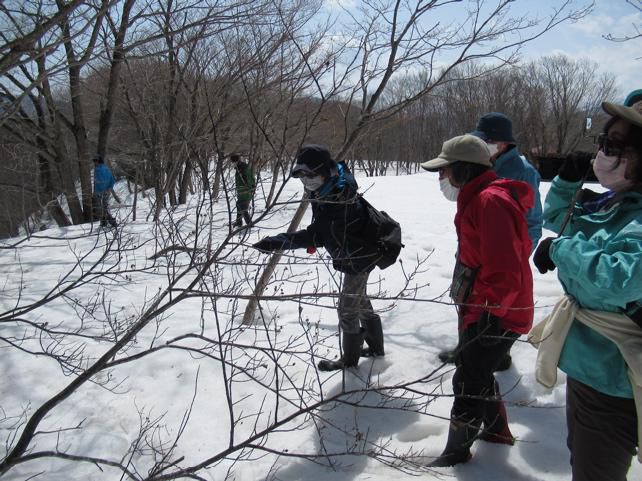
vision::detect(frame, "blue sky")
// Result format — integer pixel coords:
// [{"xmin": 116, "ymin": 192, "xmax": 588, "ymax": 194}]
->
[{"xmin": 324, "ymin": 0, "xmax": 640, "ymax": 100}]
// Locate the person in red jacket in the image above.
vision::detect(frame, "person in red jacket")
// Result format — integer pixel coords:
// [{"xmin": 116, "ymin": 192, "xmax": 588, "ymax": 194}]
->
[{"xmin": 421, "ymin": 134, "xmax": 534, "ymax": 467}]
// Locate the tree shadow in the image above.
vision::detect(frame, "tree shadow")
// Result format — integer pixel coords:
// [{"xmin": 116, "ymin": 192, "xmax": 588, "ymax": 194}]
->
[{"xmin": 271, "ymin": 360, "xmax": 423, "ymax": 481}]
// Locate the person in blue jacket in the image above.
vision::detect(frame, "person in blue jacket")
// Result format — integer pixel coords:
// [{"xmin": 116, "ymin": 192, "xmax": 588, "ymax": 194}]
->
[
  {"xmin": 252, "ymin": 145, "xmax": 386, "ymax": 372},
  {"xmin": 471, "ymin": 112, "xmax": 543, "ymax": 249},
  {"xmin": 533, "ymin": 99, "xmax": 642, "ymax": 481},
  {"xmin": 438, "ymin": 112, "xmax": 543, "ymax": 369},
  {"xmin": 93, "ymin": 154, "xmax": 117, "ymax": 228}
]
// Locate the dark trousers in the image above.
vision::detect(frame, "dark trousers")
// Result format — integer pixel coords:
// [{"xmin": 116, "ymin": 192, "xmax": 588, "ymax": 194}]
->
[
  {"xmin": 94, "ymin": 191, "xmax": 116, "ymax": 227},
  {"xmin": 451, "ymin": 322, "xmax": 518, "ymax": 422},
  {"xmin": 235, "ymin": 199, "xmax": 252, "ymax": 226},
  {"xmin": 338, "ymin": 272, "xmax": 380, "ymax": 334},
  {"xmin": 566, "ymin": 377, "xmax": 637, "ymax": 481}
]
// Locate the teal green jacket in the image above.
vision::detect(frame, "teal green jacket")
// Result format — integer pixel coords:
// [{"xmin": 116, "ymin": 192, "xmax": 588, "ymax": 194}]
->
[{"xmin": 543, "ymin": 176, "xmax": 642, "ymax": 398}]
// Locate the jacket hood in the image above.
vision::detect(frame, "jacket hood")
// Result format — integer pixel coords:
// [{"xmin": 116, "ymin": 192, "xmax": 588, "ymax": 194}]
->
[
  {"xmin": 491, "ymin": 177, "xmax": 535, "ymax": 214},
  {"xmin": 458, "ymin": 170, "xmax": 534, "ymax": 215}
]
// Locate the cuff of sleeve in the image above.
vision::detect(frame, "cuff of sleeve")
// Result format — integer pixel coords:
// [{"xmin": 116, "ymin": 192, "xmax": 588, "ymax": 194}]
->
[{"xmin": 553, "ymin": 176, "xmax": 583, "ymax": 188}]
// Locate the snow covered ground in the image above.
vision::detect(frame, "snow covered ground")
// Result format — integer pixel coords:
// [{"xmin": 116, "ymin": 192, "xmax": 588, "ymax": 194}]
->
[{"xmin": 0, "ymin": 170, "xmax": 639, "ymax": 481}]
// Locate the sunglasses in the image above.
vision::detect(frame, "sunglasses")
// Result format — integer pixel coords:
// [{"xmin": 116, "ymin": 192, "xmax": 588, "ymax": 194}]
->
[
  {"xmin": 597, "ymin": 133, "xmax": 629, "ymax": 158},
  {"xmin": 291, "ymin": 170, "xmax": 319, "ymax": 179}
]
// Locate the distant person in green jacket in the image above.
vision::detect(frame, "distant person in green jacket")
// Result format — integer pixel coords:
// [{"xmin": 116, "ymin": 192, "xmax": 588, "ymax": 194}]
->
[
  {"xmin": 230, "ymin": 153, "xmax": 255, "ymax": 227},
  {"xmin": 533, "ymin": 99, "xmax": 642, "ymax": 481}
]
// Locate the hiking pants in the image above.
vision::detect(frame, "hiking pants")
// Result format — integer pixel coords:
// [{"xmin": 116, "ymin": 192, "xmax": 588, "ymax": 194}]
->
[
  {"xmin": 338, "ymin": 272, "xmax": 380, "ymax": 334},
  {"xmin": 451, "ymin": 322, "xmax": 518, "ymax": 422},
  {"xmin": 566, "ymin": 376, "xmax": 637, "ymax": 481}
]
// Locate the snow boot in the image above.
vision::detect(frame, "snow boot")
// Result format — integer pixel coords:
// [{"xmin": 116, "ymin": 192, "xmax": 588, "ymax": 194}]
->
[
  {"xmin": 318, "ymin": 330, "xmax": 363, "ymax": 372},
  {"xmin": 360, "ymin": 316, "xmax": 385, "ymax": 357},
  {"xmin": 428, "ymin": 418, "xmax": 480, "ymax": 467},
  {"xmin": 480, "ymin": 382, "xmax": 515, "ymax": 445},
  {"xmin": 437, "ymin": 348, "xmax": 458, "ymax": 364}
]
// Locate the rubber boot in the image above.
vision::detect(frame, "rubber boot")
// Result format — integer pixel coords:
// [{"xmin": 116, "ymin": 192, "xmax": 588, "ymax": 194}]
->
[
  {"xmin": 437, "ymin": 348, "xmax": 457, "ymax": 364},
  {"xmin": 428, "ymin": 418, "xmax": 480, "ymax": 467},
  {"xmin": 318, "ymin": 330, "xmax": 363, "ymax": 371},
  {"xmin": 360, "ymin": 316, "xmax": 385, "ymax": 357},
  {"xmin": 480, "ymin": 381, "xmax": 515, "ymax": 445}
]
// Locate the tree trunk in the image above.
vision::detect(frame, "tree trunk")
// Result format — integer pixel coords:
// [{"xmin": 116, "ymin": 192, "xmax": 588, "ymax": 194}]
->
[
  {"xmin": 96, "ymin": 0, "xmax": 134, "ymax": 157},
  {"xmin": 178, "ymin": 160, "xmax": 193, "ymax": 205},
  {"xmin": 56, "ymin": 0, "xmax": 93, "ymax": 222},
  {"xmin": 47, "ymin": 198, "xmax": 71, "ymax": 227},
  {"xmin": 242, "ymin": 193, "xmax": 309, "ymax": 325},
  {"xmin": 264, "ymin": 161, "xmax": 281, "ymax": 207}
]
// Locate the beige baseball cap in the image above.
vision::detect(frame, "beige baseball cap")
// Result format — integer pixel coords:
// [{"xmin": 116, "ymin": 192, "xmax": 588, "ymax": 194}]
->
[
  {"xmin": 602, "ymin": 100, "xmax": 642, "ymax": 128},
  {"xmin": 421, "ymin": 134, "xmax": 492, "ymax": 172}
]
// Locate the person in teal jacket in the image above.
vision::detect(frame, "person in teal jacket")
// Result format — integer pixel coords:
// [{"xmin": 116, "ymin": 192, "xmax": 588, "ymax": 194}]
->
[{"xmin": 533, "ymin": 99, "xmax": 642, "ymax": 481}]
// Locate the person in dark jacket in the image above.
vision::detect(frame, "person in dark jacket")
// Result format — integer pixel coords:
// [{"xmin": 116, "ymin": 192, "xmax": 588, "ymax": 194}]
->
[
  {"xmin": 230, "ymin": 153, "xmax": 255, "ymax": 227},
  {"xmin": 438, "ymin": 112, "xmax": 542, "ymax": 370},
  {"xmin": 252, "ymin": 144, "xmax": 385, "ymax": 371},
  {"xmin": 93, "ymin": 154, "xmax": 117, "ymax": 228},
  {"xmin": 422, "ymin": 134, "xmax": 534, "ymax": 467}
]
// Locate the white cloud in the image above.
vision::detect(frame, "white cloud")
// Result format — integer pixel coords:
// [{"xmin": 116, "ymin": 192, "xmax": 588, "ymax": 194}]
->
[
  {"xmin": 569, "ymin": 13, "xmax": 617, "ymax": 36},
  {"xmin": 582, "ymin": 42, "xmax": 641, "ymax": 96},
  {"xmin": 522, "ymin": 40, "xmax": 641, "ymax": 100},
  {"xmin": 569, "ymin": 2, "xmax": 642, "ymax": 38},
  {"xmin": 323, "ymin": 0, "xmax": 356, "ymax": 11}
]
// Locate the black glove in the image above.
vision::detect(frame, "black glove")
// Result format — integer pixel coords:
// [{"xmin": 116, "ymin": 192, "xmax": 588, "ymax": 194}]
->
[
  {"xmin": 252, "ymin": 236, "xmax": 285, "ymax": 253},
  {"xmin": 533, "ymin": 237, "xmax": 556, "ymax": 274},
  {"xmin": 558, "ymin": 151, "xmax": 593, "ymax": 182},
  {"xmin": 478, "ymin": 311, "xmax": 502, "ymax": 347}
]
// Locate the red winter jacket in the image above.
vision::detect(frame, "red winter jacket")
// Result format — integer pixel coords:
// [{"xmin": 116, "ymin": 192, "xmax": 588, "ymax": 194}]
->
[{"xmin": 453, "ymin": 170, "xmax": 534, "ymax": 334}]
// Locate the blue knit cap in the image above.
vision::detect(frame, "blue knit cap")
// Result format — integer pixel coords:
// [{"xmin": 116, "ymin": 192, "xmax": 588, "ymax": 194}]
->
[{"xmin": 470, "ymin": 112, "xmax": 515, "ymax": 143}]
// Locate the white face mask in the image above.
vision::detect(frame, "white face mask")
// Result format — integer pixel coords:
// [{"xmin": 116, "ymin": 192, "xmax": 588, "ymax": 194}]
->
[
  {"xmin": 592, "ymin": 150, "xmax": 634, "ymax": 193},
  {"xmin": 486, "ymin": 143, "xmax": 499, "ymax": 157},
  {"xmin": 300, "ymin": 175, "xmax": 325, "ymax": 192},
  {"xmin": 439, "ymin": 177, "xmax": 460, "ymax": 202}
]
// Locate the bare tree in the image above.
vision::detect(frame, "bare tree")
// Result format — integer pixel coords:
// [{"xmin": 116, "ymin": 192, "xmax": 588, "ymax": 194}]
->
[
  {"xmin": 244, "ymin": 0, "xmax": 595, "ymax": 322},
  {"xmin": 0, "ymin": 167, "xmax": 439, "ymax": 480},
  {"xmin": 526, "ymin": 54, "xmax": 616, "ymax": 155},
  {"xmin": 0, "ymin": 1, "xmax": 601, "ymax": 479}
]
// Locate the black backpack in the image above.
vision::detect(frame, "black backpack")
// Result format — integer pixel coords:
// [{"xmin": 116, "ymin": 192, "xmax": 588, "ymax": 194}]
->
[{"xmin": 359, "ymin": 195, "xmax": 404, "ymax": 269}]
